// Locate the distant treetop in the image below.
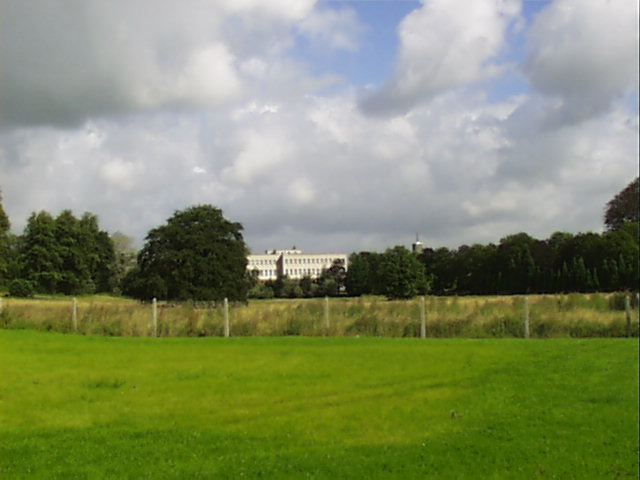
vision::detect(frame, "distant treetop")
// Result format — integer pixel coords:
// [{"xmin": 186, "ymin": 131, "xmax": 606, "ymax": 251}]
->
[{"xmin": 604, "ymin": 177, "xmax": 639, "ymax": 231}]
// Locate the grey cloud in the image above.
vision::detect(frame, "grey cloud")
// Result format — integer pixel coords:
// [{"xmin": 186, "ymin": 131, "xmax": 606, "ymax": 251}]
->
[
  {"xmin": 523, "ymin": 0, "xmax": 638, "ymax": 126},
  {"xmin": 0, "ymin": 0, "xmax": 243, "ymax": 128}
]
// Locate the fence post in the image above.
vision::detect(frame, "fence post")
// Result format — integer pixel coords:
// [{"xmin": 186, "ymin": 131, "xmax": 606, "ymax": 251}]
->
[
  {"xmin": 152, "ymin": 298, "xmax": 158, "ymax": 337},
  {"xmin": 420, "ymin": 296, "xmax": 426, "ymax": 339},
  {"xmin": 625, "ymin": 295, "xmax": 632, "ymax": 338},
  {"xmin": 324, "ymin": 296, "xmax": 330, "ymax": 336},
  {"xmin": 72, "ymin": 298, "xmax": 78, "ymax": 332},
  {"xmin": 0, "ymin": 296, "xmax": 3, "ymax": 313},
  {"xmin": 223, "ymin": 298, "xmax": 230, "ymax": 338},
  {"xmin": 523, "ymin": 296, "xmax": 530, "ymax": 339}
]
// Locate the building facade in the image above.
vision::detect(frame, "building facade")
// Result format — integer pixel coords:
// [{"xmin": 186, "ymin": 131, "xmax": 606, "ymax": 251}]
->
[{"xmin": 247, "ymin": 248, "xmax": 348, "ymax": 281}]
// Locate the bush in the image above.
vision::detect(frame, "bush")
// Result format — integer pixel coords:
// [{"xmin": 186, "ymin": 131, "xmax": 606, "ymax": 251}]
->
[
  {"xmin": 8, "ymin": 279, "xmax": 35, "ymax": 298},
  {"xmin": 248, "ymin": 283, "xmax": 274, "ymax": 299},
  {"xmin": 608, "ymin": 292, "xmax": 635, "ymax": 311}
]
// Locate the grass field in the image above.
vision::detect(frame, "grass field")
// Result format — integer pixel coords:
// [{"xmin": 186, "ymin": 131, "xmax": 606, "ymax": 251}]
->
[
  {"xmin": 1, "ymin": 330, "xmax": 637, "ymax": 478},
  {"xmin": 1, "ymin": 292, "xmax": 638, "ymax": 338}
]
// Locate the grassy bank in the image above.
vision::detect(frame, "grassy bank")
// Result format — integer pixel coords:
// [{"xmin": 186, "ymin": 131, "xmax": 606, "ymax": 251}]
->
[
  {"xmin": 0, "ymin": 330, "xmax": 637, "ymax": 479},
  {"xmin": 1, "ymin": 293, "xmax": 638, "ymax": 338}
]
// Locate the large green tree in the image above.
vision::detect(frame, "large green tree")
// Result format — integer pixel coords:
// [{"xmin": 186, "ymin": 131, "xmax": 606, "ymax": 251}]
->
[
  {"xmin": 378, "ymin": 246, "xmax": 427, "ymax": 300},
  {"xmin": 18, "ymin": 211, "xmax": 61, "ymax": 293},
  {"xmin": 604, "ymin": 177, "xmax": 639, "ymax": 231},
  {"xmin": 494, "ymin": 233, "xmax": 537, "ymax": 294},
  {"xmin": 77, "ymin": 212, "xmax": 117, "ymax": 293},
  {"xmin": 15, "ymin": 210, "xmax": 116, "ymax": 295},
  {"xmin": 345, "ymin": 252, "xmax": 372, "ymax": 296},
  {"xmin": 123, "ymin": 205, "xmax": 248, "ymax": 302}
]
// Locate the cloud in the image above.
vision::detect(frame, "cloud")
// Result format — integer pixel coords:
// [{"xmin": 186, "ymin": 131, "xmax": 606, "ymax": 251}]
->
[
  {"xmin": 0, "ymin": 0, "xmax": 637, "ymax": 256},
  {"xmin": 360, "ymin": 0, "xmax": 521, "ymax": 115},
  {"xmin": 136, "ymin": 42, "xmax": 242, "ymax": 109},
  {"xmin": 298, "ymin": 6, "xmax": 365, "ymax": 51},
  {"xmin": 220, "ymin": 0, "xmax": 315, "ymax": 22},
  {"xmin": 0, "ymin": 0, "xmax": 323, "ymax": 128},
  {"xmin": 100, "ymin": 158, "xmax": 137, "ymax": 191},
  {"xmin": 523, "ymin": 0, "xmax": 638, "ymax": 126},
  {"xmin": 221, "ymin": 126, "xmax": 293, "ymax": 185},
  {"xmin": 1, "ymin": 83, "xmax": 637, "ymax": 253}
]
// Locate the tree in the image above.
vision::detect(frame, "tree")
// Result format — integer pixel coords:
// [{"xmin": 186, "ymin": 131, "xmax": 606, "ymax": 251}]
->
[
  {"xmin": 79, "ymin": 213, "xmax": 116, "ymax": 292},
  {"xmin": 55, "ymin": 210, "xmax": 93, "ymax": 294},
  {"xmin": 602, "ymin": 223, "xmax": 639, "ymax": 291},
  {"xmin": 419, "ymin": 247, "xmax": 456, "ymax": 295},
  {"xmin": 299, "ymin": 275, "xmax": 314, "ymax": 298},
  {"xmin": 345, "ymin": 252, "xmax": 371, "ymax": 296},
  {"xmin": 0, "ymin": 189, "xmax": 10, "ymax": 285},
  {"xmin": 453, "ymin": 243, "xmax": 497, "ymax": 295},
  {"xmin": 494, "ymin": 233, "xmax": 538, "ymax": 294},
  {"xmin": 111, "ymin": 232, "xmax": 138, "ymax": 292},
  {"xmin": 604, "ymin": 177, "xmax": 639, "ymax": 231},
  {"xmin": 378, "ymin": 246, "xmax": 427, "ymax": 300},
  {"xmin": 18, "ymin": 211, "xmax": 62, "ymax": 293},
  {"xmin": 317, "ymin": 259, "xmax": 347, "ymax": 296},
  {"xmin": 124, "ymin": 205, "xmax": 248, "ymax": 302},
  {"xmin": 16, "ymin": 210, "xmax": 116, "ymax": 295},
  {"xmin": 345, "ymin": 251, "xmax": 387, "ymax": 296}
]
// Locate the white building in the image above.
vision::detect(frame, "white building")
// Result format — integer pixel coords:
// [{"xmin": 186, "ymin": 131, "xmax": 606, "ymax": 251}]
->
[{"xmin": 247, "ymin": 248, "xmax": 348, "ymax": 281}]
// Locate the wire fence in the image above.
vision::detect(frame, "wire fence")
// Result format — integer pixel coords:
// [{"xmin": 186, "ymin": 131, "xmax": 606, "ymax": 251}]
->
[{"xmin": 0, "ymin": 293, "xmax": 638, "ymax": 338}]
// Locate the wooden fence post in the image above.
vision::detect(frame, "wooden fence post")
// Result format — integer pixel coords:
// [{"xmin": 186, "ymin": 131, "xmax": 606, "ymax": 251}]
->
[
  {"xmin": 72, "ymin": 298, "xmax": 78, "ymax": 332},
  {"xmin": 625, "ymin": 295, "xmax": 632, "ymax": 338},
  {"xmin": 152, "ymin": 298, "xmax": 158, "ymax": 337},
  {"xmin": 324, "ymin": 296, "xmax": 330, "ymax": 336},
  {"xmin": 223, "ymin": 298, "xmax": 230, "ymax": 338},
  {"xmin": 420, "ymin": 296, "xmax": 426, "ymax": 339},
  {"xmin": 523, "ymin": 297, "xmax": 530, "ymax": 339}
]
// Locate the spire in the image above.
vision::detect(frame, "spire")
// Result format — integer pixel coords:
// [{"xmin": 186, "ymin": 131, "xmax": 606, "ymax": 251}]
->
[{"xmin": 412, "ymin": 234, "xmax": 424, "ymax": 253}]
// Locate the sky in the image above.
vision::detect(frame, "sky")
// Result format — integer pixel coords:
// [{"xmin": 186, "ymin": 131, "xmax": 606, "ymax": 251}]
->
[{"xmin": 0, "ymin": 0, "xmax": 638, "ymax": 254}]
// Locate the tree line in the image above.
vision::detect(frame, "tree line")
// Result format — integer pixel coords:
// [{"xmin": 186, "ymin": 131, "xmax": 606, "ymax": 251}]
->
[
  {"xmin": 251, "ymin": 178, "xmax": 639, "ymax": 300},
  {"xmin": 1, "ymin": 178, "xmax": 638, "ymax": 301},
  {"xmin": 346, "ymin": 225, "xmax": 637, "ymax": 298},
  {"xmin": 0, "ymin": 208, "xmax": 118, "ymax": 297}
]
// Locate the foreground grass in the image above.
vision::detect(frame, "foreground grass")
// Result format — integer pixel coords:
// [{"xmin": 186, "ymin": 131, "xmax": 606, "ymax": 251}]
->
[{"xmin": 0, "ymin": 331, "xmax": 637, "ymax": 479}]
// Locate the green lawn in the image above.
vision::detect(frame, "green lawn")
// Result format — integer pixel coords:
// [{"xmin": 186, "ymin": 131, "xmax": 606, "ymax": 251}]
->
[{"xmin": 0, "ymin": 330, "xmax": 637, "ymax": 479}]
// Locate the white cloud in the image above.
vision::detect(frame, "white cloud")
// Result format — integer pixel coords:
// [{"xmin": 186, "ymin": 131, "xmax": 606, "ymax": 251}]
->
[
  {"xmin": 133, "ymin": 42, "xmax": 242, "ymax": 109},
  {"xmin": 360, "ymin": 0, "xmax": 521, "ymax": 115},
  {"xmin": 298, "ymin": 6, "xmax": 365, "ymax": 51},
  {"xmin": 101, "ymin": 159, "xmax": 137, "ymax": 191},
  {"xmin": 524, "ymin": 0, "xmax": 638, "ymax": 125},
  {"xmin": 1, "ymin": 85, "xmax": 637, "ymax": 253},
  {"xmin": 222, "ymin": 128, "xmax": 293, "ymax": 185},
  {"xmin": 0, "ymin": 0, "xmax": 637, "ymax": 256},
  {"xmin": 219, "ymin": 0, "xmax": 316, "ymax": 22}
]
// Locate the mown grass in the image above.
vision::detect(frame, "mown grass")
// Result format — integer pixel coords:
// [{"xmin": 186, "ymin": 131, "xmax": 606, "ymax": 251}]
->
[
  {"xmin": 1, "ymin": 293, "xmax": 638, "ymax": 338},
  {"xmin": 0, "ymin": 330, "xmax": 637, "ymax": 479}
]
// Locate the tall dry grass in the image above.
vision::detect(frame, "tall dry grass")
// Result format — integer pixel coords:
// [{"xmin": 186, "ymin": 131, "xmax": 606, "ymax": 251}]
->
[{"xmin": 0, "ymin": 293, "xmax": 637, "ymax": 338}]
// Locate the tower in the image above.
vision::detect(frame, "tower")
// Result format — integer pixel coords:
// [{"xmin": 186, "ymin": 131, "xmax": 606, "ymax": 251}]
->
[{"xmin": 412, "ymin": 234, "xmax": 424, "ymax": 254}]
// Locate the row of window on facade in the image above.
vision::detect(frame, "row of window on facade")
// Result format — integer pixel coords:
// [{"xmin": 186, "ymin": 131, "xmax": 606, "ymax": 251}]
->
[
  {"xmin": 252, "ymin": 268, "xmax": 326, "ymax": 277},
  {"xmin": 248, "ymin": 257, "xmax": 336, "ymax": 266},
  {"xmin": 284, "ymin": 257, "xmax": 334, "ymax": 265}
]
